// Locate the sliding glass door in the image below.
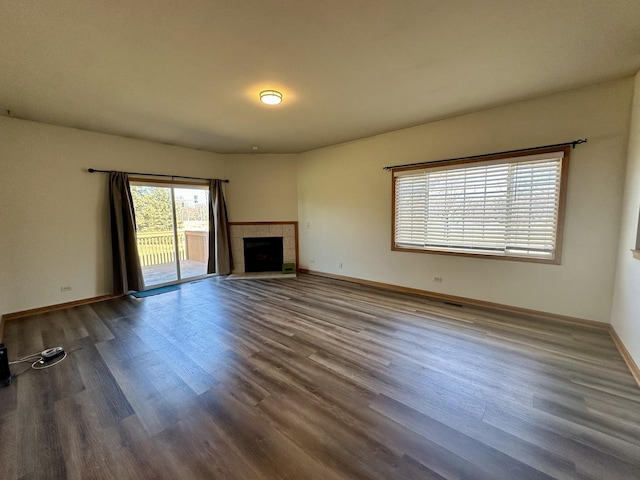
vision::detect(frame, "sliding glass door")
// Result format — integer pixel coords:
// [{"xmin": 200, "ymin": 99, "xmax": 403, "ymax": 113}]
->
[
  {"xmin": 130, "ymin": 182, "xmax": 209, "ymax": 288},
  {"xmin": 174, "ymin": 187, "xmax": 209, "ymax": 281}
]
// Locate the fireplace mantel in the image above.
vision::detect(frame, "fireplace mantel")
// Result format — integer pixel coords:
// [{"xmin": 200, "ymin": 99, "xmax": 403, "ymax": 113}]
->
[{"xmin": 229, "ymin": 221, "xmax": 298, "ymax": 274}]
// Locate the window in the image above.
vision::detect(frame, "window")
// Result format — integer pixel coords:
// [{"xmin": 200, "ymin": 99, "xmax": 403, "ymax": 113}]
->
[
  {"xmin": 392, "ymin": 146, "xmax": 570, "ymax": 263},
  {"xmin": 130, "ymin": 180, "xmax": 210, "ymax": 287}
]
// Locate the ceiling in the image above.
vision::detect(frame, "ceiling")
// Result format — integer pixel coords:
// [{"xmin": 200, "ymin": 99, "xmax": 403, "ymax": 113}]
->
[{"xmin": 2, "ymin": 1, "xmax": 640, "ymax": 154}]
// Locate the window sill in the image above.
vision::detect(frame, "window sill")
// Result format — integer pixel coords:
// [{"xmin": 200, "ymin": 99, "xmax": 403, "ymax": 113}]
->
[
  {"xmin": 392, "ymin": 245, "xmax": 560, "ymax": 264},
  {"xmin": 632, "ymin": 249, "xmax": 640, "ymax": 260}
]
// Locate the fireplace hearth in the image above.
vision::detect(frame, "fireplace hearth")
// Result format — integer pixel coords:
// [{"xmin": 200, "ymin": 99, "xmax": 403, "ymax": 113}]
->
[{"xmin": 229, "ymin": 222, "xmax": 297, "ymax": 274}]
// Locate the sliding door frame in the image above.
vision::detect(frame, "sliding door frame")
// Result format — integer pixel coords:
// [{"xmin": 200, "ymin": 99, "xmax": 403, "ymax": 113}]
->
[{"xmin": 130, "ymin": 177, "xmax": 211, "ymax": 289}]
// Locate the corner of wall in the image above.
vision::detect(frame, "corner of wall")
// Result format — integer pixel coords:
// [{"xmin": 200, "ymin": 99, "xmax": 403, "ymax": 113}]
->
[{"xmin": 610, "ymin": 69, "xmax": 640, "ymax": 374}]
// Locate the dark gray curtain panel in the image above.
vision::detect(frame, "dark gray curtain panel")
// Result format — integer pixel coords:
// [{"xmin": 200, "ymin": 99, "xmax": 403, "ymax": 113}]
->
[
  {"xmin": 109, "ymin": 172, "xmax": 144, "ymax": 294},
  {"xmin": 207, "ymin": 179, "xmax": 232, "ymax": 275}
]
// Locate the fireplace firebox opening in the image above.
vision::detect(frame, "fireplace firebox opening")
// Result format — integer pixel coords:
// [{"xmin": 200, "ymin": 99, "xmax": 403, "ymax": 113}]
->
[{"xmin": 243, "ymin": 237, "xmax": 284, "ymax": 272}]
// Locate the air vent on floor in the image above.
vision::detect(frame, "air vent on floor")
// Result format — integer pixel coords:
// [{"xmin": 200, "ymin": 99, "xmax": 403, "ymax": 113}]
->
[{"xmin": 443, "ymin": 301, "xmax": 464, "ymax": 308}]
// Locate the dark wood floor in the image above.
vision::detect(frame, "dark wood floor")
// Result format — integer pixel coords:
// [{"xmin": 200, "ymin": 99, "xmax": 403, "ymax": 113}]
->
[{"xmin": 1, "ymin": 274, "xmax": 639, "ymax": 480}]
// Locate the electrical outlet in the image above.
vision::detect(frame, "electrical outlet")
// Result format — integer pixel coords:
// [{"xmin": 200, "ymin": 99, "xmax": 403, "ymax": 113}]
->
[
  {"xmin": 338, "ymin": 262, "xmax": 343, "ymax": 269},
  {"xmin": 433, "ymin": 277, "xmax": 443, "ymax": 283},
  {"xmin": 306, "ymin": 221, "xmax": 311, "ymax": 229},
  {"xmin": 60, "ymin": 286, "xmax": 72, "ymax": 292},
  {"xmin": 310, "ymin": 259, "xmax": 316, "ymax": 264}
]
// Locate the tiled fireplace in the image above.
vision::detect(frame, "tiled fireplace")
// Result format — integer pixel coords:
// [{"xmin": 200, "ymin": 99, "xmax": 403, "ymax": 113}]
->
[{"xmin": 229, "ymin": 222, "xmax": 298, "ymax": 274}]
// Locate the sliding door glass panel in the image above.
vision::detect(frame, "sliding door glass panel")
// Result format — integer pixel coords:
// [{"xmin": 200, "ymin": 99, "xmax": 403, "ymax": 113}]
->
[
  {"xmin": 174, "ymin": 187, "xmax": 209, "ymax": 280},
  {"xmin": 130, "ymin": 185, "xmax": 179, "ymax": 287}
]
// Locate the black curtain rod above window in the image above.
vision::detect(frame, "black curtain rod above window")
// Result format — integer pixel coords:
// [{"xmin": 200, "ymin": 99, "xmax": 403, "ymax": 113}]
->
[
  {"xmin": 382, "ymin": 139, "xmax": 587, "ymax": 171},
  {"xmin": 87, "ymin": 168, "xmax": 229, "ymax": 183}
]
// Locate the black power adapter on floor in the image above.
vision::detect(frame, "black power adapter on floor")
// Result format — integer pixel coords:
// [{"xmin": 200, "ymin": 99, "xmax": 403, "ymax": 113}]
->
[{"xmin": 0, "ymin": 343, "xmax": 11, "ymax": 387}]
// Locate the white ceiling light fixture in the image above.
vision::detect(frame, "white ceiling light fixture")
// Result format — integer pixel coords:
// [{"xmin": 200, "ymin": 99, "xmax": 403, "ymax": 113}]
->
[{"xmin": 260, "ymin": 90, "xmax": 283, "ymax": 105}]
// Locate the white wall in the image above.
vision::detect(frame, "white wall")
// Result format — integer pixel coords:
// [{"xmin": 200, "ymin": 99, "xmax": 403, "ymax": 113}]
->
[
  {"xmin": 611, "ymin": 71, "xmax": 640, "ymax": 364},
  {"xmin": 298, "ymin": 78, "xmax": 633, "ymax": 323},
  {"xmin": 1, "ymin": 77, "xmax": 634, "ymax": 327},
  {"xmin": 224, "ymin": 154, "xmax": 298, "ymax": 222},
  {"xmin": 0, "ymin": 117, "xmax": 224, "ymax": 315}
]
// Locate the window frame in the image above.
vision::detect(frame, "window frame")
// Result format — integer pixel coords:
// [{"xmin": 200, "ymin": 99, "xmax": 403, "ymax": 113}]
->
[{"xmin": 391, "ymin": 145, "xmax": 571, "ymax": 264}]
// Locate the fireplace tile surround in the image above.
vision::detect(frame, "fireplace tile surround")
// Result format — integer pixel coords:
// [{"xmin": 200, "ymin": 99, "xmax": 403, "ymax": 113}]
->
[{"xmin": 229, "ymin": 222, "xmax": 298, "ymax": 274}]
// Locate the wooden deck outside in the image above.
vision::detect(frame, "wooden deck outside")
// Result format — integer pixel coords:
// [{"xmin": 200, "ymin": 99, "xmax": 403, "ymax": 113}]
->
[{"xmin": 141, "ymin": 259, "xmax": 207, "ymax": 287}]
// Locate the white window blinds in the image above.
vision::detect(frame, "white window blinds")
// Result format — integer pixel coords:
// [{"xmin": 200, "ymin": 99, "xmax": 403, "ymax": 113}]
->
[{"xmin": 394, "ymin": 151, "xmax": 565, "ymax": 260}]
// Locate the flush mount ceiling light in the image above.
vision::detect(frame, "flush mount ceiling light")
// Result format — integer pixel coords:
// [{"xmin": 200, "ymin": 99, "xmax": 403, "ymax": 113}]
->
[{"xmin": 259, "ymin": 90, "xmax": 283, "ymax": 105}]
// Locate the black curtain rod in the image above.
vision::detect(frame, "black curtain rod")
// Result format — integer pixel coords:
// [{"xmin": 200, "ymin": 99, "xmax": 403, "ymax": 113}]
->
[
  {"xmin": 87, "ymin": 168, "xmax": 229, "ymax": 183},
  {"xmin": 382, "ymin": 139, "xmax": 587, "ymax": 171}
]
